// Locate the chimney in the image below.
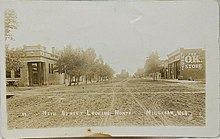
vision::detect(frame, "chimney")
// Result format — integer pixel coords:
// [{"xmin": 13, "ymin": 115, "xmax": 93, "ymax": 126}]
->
[{"xmin": 52, "ymin": 47, "xmax": 55, "ymax": 54}]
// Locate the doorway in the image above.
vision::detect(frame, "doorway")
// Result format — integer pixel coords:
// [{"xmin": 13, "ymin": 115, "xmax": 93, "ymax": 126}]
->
[{"xmin": 28, "ymin": 62, "xmax": 45, "ymax": 86}]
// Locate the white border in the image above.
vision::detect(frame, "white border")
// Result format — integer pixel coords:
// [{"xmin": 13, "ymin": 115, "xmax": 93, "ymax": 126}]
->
[{"xmin": 0, "ymin": 0, "xmax": 219, "ymax": 138}]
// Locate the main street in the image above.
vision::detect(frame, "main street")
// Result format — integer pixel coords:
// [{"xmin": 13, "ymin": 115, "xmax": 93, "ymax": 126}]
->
[{"xmin": 7, "ymin": 78, "xmax": 205, "ymax": 129}]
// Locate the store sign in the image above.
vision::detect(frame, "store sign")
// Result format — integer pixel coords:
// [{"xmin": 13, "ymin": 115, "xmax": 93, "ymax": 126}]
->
[
  {"xmin": 181, "ymin": 53, "xmax": 203, "ymax": 70},
  {"xmin": 184, "ymin": 55, "xmax": 201, "ymax": 63}
]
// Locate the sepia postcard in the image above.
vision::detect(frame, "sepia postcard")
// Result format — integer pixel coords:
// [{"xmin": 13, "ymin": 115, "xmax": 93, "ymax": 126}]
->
[{"xmin": 0, "ymin": 0, "xmax": 219, "ymax": 138}]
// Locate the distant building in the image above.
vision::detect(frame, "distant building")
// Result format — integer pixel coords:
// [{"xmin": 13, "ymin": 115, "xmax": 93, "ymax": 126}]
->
[
  {"xmin": 7, "ymin": 45, "xmax": 65, "ymax": 86},
  {"xmin": 167, "ymin": 48, "xmax": 205, "ymax": 80},
  {"xmin": 149, "ymin": 72, "xmax": 161, "ymax": 80}
]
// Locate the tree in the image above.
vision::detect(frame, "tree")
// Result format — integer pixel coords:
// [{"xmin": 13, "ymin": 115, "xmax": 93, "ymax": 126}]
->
[
  {"xmin": 134, "ymin": 68, "xmax": 145, "ymax": 78},
  {"xmin": 94, "ymin": 57, "xmax": 106, "ymax": 82},
  {"xmin": 6, "ymin": 45, "xmax": 24, "ymax": 71},
  {"xmin": 116, "ymin": 69, "xmax": 129, "ymax": 79},
  {"xmin": 83, "ymin": 48, "xmax": 97, "ymax": 83},
  {"xmin": 98, "ymin": 62, "xmax": 114, "ymax": 81},
  {"xmin": 144, "ymin": 51, "xmax": 160, "ymax": 80},
  {"xmin": 103, "ymin": 63, "xmax": 114, "ymax": 79},
  {"xmin": 5, "ymin": 9, "xmax": 23, "ymax": 78},
  {"xmin": 5, "ymin": 45, "xmax": 25, "ymax": 78},
  {"xmin": 5, "ymin": 9, "xmax": 18, "ymax": 42}
]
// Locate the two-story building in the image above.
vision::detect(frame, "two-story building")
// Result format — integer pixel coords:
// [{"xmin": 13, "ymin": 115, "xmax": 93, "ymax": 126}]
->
[
  {"xmin": 7, "ymin": 45, "xmax": 65, "ymax": 86},
  {"xmin": 167, "ymin": 48, "xmax": 205, "ymax": 80}
]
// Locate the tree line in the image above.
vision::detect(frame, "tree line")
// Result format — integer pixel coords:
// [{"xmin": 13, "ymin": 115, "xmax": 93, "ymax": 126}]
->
[{"xmin": 55, "ymin": 45, "xmax": 114, "ymax": 86}]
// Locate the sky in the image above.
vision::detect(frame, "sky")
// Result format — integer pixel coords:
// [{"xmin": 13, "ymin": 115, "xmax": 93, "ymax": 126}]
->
[{"xmin": 6, "ymin": 0, "xmax": 218, "ymax": 75}]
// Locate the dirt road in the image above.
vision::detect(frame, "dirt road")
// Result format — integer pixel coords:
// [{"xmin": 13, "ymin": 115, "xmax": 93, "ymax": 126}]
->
[{"xmin": 6, "ymin": 78, "xmax": 205, "ymax": 129}]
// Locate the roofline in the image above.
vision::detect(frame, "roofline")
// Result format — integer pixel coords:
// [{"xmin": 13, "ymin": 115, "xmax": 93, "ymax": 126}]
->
[{"xmin": 167, "ymin": 47, "xmax": 205, "ymax": 58}]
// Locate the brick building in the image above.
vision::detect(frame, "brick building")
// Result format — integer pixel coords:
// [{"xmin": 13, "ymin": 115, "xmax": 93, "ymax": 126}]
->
[
  {"xmin": 7, "ymin": 45, "xmax": 65, "ymax": 86},
  {"xmin": 167, "ymin": 48, "xmax": 205, "ymax": 80}
]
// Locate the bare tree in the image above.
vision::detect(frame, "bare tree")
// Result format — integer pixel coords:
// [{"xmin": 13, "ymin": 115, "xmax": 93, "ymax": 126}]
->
[
  {"xmin": 5, "ymin": 9, "xmax": 18, "ymax": 42},
  {"xmin": 5, "ymin": 9, "xmax": 24, "ymax": 78}
]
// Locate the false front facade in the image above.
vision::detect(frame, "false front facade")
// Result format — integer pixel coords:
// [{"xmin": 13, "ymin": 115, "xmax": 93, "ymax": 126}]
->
[{"xmin": 167, "ymin": 48, "xmax": 205, "ymax": 80}]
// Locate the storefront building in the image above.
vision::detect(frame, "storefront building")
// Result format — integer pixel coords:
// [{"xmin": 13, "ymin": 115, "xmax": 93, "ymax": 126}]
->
[
  {"xmin": 8, "ymin": 45, "xmax": 65, "ymax": 86},
  {"xmin": 167, "ymin": 48, "xmax": 205, "ymax": 80}
]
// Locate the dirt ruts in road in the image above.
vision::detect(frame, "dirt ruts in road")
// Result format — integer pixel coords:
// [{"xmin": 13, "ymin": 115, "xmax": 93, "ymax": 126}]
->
[
  {"xmin": 7, "ymin": 78, "xmax": 205, "ymax": 128},
  {"xmin": 99, "ymin": 83, "xmax": 116, "ymax": 126},
  {"xmin": 121, "ymin": 79, "xmax": 163, "ymax": 125}
]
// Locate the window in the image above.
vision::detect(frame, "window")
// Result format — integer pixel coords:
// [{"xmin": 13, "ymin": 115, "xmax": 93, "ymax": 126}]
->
[
  {"xmin": 15, "ymin": 68, "xmax": 21, "ymax": 78},
  {"xmin": 51, "ymin": 64, "xmax": 54, "ymax": 74},
  {"xmin": 6, "ymin": 70, "xmax": 11, "ymax": 78},
  {"xmin": 49, "ymin": 63, "xmax": 54, "ymax": 74}
]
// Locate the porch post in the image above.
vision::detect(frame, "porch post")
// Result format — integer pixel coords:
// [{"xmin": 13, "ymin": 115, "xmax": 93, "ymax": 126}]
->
[
  {"xmin": 28, "ymin": 62, "xmax": 33, "ymax": 86},
  {"xmin": 37, "ymin": 62, "xmax": 42, "ymax": 85}
]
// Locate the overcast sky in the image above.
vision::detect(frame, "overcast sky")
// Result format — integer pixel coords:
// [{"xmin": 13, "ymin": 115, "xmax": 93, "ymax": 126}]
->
[{"xmin": 6, "ymin": 0, "xmax": 218, "ymax": 75}]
